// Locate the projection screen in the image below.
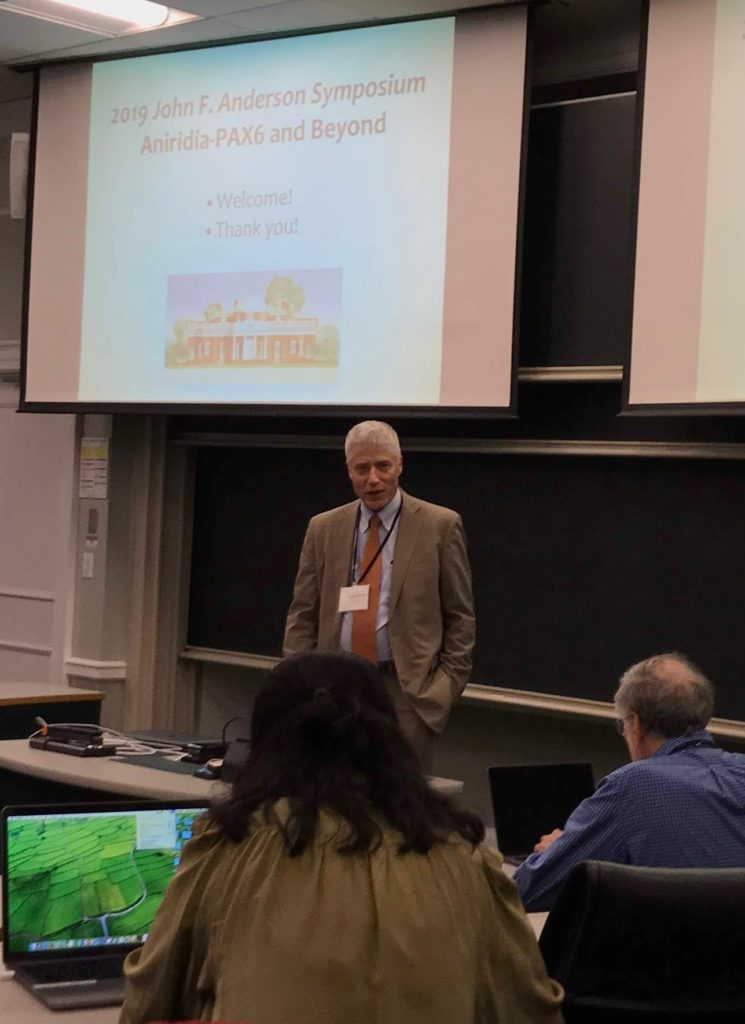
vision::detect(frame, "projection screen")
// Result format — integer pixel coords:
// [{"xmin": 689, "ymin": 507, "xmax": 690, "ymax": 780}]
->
[
  {"xmin": 628, "ymin": 0, "xmax": 745, "ymax": 410},
  {"xmin": 22, "ymin": 7, "xmax": 528, "ymax": 413}
]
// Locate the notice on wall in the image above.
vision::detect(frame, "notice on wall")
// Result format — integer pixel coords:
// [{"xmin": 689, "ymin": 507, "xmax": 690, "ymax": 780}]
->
[{"xmin": 79, "ymin": 436, "xmax": 109, "ymax": 499}]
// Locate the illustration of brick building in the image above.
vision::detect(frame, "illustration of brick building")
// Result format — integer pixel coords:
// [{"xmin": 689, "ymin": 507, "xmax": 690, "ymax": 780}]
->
[{"xmin": 185, "ymin": 300, "xmax": 319, "ymax": 367}]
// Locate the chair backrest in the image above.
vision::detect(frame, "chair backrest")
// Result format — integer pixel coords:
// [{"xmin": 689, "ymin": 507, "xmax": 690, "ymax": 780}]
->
[{"xmin": 539, "ymin": 860, "xmax": 745, "ymax": 1023}]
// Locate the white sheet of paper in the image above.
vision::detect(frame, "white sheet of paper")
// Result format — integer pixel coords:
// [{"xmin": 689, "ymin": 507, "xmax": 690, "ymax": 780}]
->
[{"xmin": 338, "ymin": 585, "xmax": 370, "ymax": 612}]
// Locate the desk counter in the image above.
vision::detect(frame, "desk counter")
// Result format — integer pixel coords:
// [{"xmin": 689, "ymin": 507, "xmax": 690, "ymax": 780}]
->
[
  {"xmin": 0, "ymin": 739, "xmax": 219, "ymax": 800},
  {"xmin": 0, "ymin": 685, "xmax": 104, "ymax": 742},
  {"xmin": 0, "ymin": 739, "xmax": 464, "ymax": 802},
  {"xmin": 0, "ymin": 966, "xmax": 118, "ymax": 1023},
  {"xmin": 502, "ymin": 861, "xmax": 548, "ymax": 937}
]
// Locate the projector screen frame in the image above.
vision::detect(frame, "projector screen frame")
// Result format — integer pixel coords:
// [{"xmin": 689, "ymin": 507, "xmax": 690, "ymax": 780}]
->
[
  {"xmin": 622, "ymin": 0, "xmax": 745, "ymax": 417},
  {"xmin": 19, "ymin": 4, "xmax": 532, "ymax": 419}
]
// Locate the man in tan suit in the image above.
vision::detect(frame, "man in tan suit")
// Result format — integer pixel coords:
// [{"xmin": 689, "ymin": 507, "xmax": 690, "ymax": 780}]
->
[{"xmin": 283, "ymin": 421, "xmax": 475, "ymax": 770}]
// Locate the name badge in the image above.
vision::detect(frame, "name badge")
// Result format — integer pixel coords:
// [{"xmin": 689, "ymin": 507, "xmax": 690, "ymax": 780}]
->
[{"xmin": 338, "ymin": 585, "xmax": 369, "ymax": 612}]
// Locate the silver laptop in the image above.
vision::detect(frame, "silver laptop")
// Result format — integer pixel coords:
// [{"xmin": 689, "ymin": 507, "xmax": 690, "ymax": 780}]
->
[
  {"xmin": 488, "ymin": 763, "xmax": 595, "ymax": 865},
  {"xmin": 2, "ymin": 799, "xmax": 208, "ymax": 1010}
]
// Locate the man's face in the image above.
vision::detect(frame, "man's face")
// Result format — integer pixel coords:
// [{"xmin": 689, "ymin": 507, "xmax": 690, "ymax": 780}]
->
[{"xmin": 347, "ymin": 446, "xmax": 403, "ymax": 511}]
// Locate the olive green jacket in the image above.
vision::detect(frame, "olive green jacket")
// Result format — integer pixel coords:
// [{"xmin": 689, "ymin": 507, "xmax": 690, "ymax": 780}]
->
[{"xmin": 119, "ymin": 808, "xmax": 564, "ymax": 1024}]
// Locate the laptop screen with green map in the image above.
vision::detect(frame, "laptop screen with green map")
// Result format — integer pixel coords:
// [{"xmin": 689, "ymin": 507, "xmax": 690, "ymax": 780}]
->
[{"xmin": 2, "ymin": 800, "xmax": 208, "ymax": 964}]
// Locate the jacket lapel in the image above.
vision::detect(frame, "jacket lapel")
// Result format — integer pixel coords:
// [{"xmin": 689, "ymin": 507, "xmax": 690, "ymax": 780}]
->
[
  {"xmin": 389, "ymin": 492, "xmax": 421, "ymax": 613},
  {"xmin": 319, "ymin": 503, "xmax": 358, "ymax": 648},
  {"xmin": 326, "ymin": 503, "xmax": 358, "ymax": 591}
]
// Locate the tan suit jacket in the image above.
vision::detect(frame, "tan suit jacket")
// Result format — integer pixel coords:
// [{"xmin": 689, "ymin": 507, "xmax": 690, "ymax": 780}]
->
[{"xmin": 283, "ymin": 490, "xmax": 475, "ymax": 732}]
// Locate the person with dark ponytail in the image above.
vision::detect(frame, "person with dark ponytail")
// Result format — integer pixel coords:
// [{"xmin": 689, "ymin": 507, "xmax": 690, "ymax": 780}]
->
[{"xmin": 120, "ymin": 652, "xmax": 563, "ymax": 1024}]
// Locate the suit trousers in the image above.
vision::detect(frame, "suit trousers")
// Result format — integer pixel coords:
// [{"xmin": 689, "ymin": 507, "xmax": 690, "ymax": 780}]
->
[{"xmin": 378, "ymin": 665, "xmax": 436, "ymax": 775}]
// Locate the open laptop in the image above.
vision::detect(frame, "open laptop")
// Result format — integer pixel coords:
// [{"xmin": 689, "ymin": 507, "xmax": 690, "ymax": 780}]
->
[
  {"xmin": 2, "ymin": 799, "xmax": 208, "ymax": 1011},
  {"xmin": 488, "ymin": 763, "xmax": 595, "ymax": 865}
]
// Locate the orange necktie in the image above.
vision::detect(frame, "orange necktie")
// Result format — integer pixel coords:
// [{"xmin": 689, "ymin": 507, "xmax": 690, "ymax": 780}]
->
[{"xmin": 351, "ymin": 513, "xmax": 382, "ymax": 664}]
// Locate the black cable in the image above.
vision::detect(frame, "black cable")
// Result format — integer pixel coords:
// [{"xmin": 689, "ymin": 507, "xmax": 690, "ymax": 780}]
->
[{"xmin": 222, "ymin": 715, "xmax": 251, "ymax": 748}]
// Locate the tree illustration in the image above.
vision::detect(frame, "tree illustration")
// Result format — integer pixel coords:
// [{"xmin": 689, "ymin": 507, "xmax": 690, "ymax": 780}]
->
[
  {"xmin": 316, "ymin": 323, "xmax": 340, "ymax": 363},
  {"xmin": 166, "ymin": 317, "xmax": 190, "ymax": 367},
  {"xmin": 172, "ymin": 317, "xmax": 189, "ymax": 343},
  {"xmin": 203, "ymin": 303, "xmax": 224, "ymax": 322},
  {"xmin": 265, "ymin": 276, "xmax": 305, "ymax": 317}
]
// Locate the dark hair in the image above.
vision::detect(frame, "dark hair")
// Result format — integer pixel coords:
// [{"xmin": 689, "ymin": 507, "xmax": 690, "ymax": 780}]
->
[
  {"xmin": 209, "ymin": 651, "xmax": 484, "ymax": 855},
  {"xmin": 615, "ymin": 652, "xmax": 714, "ymax": 737}
]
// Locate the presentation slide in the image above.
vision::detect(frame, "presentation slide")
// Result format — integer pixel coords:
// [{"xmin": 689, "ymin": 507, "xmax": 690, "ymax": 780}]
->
[
  {"xmin": 23, "ymin": 8, "xmax": 527, "ymax": 411},
  {"xmin": 629, "ymin": 0, "xmax": 745, "ymax": 408}
]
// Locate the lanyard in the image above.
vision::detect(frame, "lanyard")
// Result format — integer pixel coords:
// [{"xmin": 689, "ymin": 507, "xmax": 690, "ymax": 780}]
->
[{"xmin": 349, "ymin": 503, "xmax": 402, "ymax": 585}]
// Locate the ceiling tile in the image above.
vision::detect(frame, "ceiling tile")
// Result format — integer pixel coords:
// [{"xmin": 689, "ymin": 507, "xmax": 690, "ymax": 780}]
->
[
  {"xmin": 217, "ymin": 1, "xmax": 356, "ymax": 34},
  {"xmin": 0, "ymin": 9, "xmax": 100, "ymax": 63},
  {"xmin": 6, "ymin": 14, "xmax": 260, "ymax": 65},
  {"xmin": 1, "ymin": 0, "xmax": 507, "ymax": 68},
  {"xmin": 166, "ymin": 0, "xmax": 296, "ymax": 13},
  {"xmin": 330, "ymin": 0, "xmax": 511, "ymax": 18}
]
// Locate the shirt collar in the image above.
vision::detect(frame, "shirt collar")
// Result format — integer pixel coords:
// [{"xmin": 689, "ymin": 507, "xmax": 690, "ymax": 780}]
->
[
  {"xmin": 360, "ymin": 489, "xmax": 402, "ymax": 532},
  {"xmin": 652, "ymin": 729, "xmax": 716, "ymax": 758}
]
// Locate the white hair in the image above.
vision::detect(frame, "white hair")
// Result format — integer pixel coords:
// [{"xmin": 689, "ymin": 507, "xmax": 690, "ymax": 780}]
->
[{"xmin": 344, "ymin": 421, "xmax": 401, "ymax": 461}]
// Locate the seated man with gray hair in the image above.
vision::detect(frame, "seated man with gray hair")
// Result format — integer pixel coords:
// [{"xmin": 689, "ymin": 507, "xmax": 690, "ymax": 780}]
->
[{"xmin": 515, "ymin": 653, "xmax": 745, "ymax": 911}]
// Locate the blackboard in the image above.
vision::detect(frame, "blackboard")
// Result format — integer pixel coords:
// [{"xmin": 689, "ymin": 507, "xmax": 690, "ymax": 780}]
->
[{"xmin": 187, "ymin": 445, "xmax": 745, "ymax": 721}]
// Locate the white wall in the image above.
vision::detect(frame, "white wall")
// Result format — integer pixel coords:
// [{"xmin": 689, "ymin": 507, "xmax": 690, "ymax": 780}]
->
[
  {"xmin": 0, "ymin": 383, "xmax": 76, "ymax": 684},
  {"xmin": 0, "ymin": 74, "xmax": 78, "ymax": 688}
]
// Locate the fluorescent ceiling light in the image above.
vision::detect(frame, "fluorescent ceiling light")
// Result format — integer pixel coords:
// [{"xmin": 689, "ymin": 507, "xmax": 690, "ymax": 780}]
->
[{"xmin": 0, "ymin": 0, "xmax": 199, "ymax": 36}]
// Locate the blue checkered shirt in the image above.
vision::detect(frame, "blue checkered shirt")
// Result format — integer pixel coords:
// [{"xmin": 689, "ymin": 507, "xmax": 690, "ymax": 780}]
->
[{"xmin": 514, "ymin": 730, "xmax": 745, "ymax": 912}]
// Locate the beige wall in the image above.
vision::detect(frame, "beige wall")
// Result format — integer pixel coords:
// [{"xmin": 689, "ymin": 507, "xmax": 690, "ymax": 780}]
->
[
  {"xmin": 0, "ymin": 79, "xmax": 79, "ymax": 688},
  {"xmin": 0, "ymin": 77, "xmax": 125, "ymax": 707},
  {"xmin": 0, "ymin": 383, "xmax": 77, "ymax": 685}
]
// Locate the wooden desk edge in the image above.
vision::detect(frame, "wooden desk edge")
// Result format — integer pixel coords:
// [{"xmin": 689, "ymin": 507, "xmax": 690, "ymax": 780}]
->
[{"xmin": 0, "ymin": 692, "xmax": 104, "ymax": 706}]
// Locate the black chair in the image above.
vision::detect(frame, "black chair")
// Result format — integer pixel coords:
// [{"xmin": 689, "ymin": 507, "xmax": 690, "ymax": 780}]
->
[{"xmin": 539, "ymin": 860, "xmax": 745, "ymax": 1024}]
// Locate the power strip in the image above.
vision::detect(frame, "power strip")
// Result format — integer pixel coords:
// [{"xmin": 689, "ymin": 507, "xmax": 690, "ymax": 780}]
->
[{"xmin": 29, "ymin": 736, "xmax": 117, "ymax": 757}]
